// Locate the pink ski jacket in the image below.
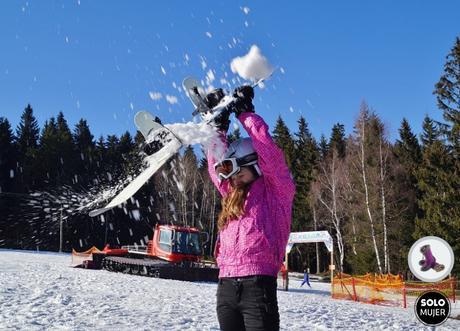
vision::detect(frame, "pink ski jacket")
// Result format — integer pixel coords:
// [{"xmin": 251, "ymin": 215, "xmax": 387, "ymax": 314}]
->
[{"xmin": 207, "ymin": 112, "xmax": 295, "ymax": 278}]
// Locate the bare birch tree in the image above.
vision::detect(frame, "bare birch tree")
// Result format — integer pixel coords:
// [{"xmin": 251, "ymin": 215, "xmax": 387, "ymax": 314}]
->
[
  {"xmin": 345, "ymin": 104, "xmax": 403, "ymax": 274},
  {"xmin": 352, "ymin": 103, "xmax": 383, "ymax": 274},
  {"xmin": 311, "ymin": 149, "xmax": 346, "ymax": 272},
  {"xmin": 377, "ymin": 122, "xmax": 390, "ymax": 273}
]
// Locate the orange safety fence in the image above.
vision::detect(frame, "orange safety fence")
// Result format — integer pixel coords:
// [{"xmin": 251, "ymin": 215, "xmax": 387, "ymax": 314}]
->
[
  {"xmin": 404, "ymin": 279, "xmax": 456, "ymax": 307},
  {"xmin": 332, "ymin": 273, "xmax": 456, "ymax": 308},
  {"xmin": 71, "ymin": 246, "xmax": 102, "ymax": 267}
]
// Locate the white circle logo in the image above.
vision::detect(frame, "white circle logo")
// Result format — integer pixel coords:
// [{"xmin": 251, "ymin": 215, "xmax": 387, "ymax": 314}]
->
[{"xmin": 408, "ymin": 236, "xmax": 454, "ymax": 282}]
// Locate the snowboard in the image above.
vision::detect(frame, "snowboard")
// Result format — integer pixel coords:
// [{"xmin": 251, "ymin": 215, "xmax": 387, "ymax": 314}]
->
[
  {"xmin": 88, "ymin": 111, "xmax": 182, "ymax": 217},
  {"xmin": 88, "ymin": 76, "xmax": 252, "ymax": 217},
  {"xmin": 182, "ymin": 77, "xmax": 210, "ymax": 116}
]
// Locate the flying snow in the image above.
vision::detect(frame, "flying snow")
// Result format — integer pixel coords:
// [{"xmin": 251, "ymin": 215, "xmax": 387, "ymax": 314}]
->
[
  {"xmin": 149, "ymin": 92, "xmax": 162, "ymax": 101},
  {"xmin": 131, "ymin": 209, "xmax": 141, "ymax": 221},
  {"xmin": 165, "ymin": 95, "xmax": 178, "ymax": 105},
  {"xmin": 166, "ymin": 121, "xmax": 226, "ymax": 159},
  {"xmin": 206, "ymin": 69, "xmax": 215, "ymax": 84},
  {"xmin": 200, "ymin": 57, "xmax": 207, "ymax": 70},
  {"xmin": 230, "ymin": 45, "xmax": 274, "ymax": 83}
]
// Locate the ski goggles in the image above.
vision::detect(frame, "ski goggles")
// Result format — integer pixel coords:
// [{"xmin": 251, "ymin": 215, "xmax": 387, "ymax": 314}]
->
[{"xmin": 214, "ymin": 153, "xmax": 258, "ymax": 180}]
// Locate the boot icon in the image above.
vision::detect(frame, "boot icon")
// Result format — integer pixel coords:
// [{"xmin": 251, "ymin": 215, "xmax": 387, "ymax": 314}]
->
[{"xmin": 419, "ymin": 244, "xmax": 445, "ymax": 272}]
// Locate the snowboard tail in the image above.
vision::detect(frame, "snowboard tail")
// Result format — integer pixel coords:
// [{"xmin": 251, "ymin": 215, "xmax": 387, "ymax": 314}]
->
[{"xmin": 182, "ymin": 77, "xmax": 211, "ymax": 116}]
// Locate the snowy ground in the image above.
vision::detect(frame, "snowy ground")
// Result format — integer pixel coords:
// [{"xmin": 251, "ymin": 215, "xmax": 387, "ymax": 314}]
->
[{"xmin": 1, "ymin": 250, "xmax": 459, "ymax": 330}]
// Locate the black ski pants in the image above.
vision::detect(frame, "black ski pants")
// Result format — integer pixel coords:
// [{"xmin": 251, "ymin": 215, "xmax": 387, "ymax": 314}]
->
[{"xmin": 216, "ymin": 275, "xmax": 279, "ymax": 331}]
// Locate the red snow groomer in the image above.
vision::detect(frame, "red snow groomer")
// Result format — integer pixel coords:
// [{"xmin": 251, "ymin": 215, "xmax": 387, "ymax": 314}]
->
[{"xmin": 75, "ymin": 224, "xmax": 219, "ymax": 282}]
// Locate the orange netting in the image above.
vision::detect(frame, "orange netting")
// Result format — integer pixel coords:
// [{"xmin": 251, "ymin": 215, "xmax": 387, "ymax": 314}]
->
[
  {"xmin": 332, "ymin": 273, "xmax": 456, "ymax": 308},
  {"xmin": 404, "ymin": 279, "xmax": 457, "ymax": 306},
  {"xmin": 71, "ymin": 246, "xmax": 102, "ymax": 267}
]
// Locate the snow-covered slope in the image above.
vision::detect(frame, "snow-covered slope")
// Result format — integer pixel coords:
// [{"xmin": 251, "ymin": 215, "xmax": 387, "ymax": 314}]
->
[{"xmin": 0, "ymin": 250, "xmax": 459, "ymax": 330}]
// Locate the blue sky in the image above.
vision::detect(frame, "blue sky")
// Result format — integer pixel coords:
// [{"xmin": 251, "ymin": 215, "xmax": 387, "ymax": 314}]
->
[{"xmin": 0, "ymin": 1, "xmax": 459, "ymax": 142}]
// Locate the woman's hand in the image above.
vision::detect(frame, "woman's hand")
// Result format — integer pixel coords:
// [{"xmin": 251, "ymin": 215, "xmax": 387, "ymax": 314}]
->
[{"xmin": 231, "ymin": 85, "xmax": 255, "ymax": 117}]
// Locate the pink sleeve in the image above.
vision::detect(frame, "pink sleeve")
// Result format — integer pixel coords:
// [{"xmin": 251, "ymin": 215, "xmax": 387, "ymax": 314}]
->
[
  {"xmin": 238, "ymin": 112, "xmax": 295, "ymax": 202},
  {"xmin": 206, "ymin": 134, "xmax": 231, "ymax": 197}
]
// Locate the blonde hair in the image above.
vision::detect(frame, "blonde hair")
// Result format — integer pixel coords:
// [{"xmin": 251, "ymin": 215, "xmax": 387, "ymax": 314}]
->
[{"xmin": 217, "ymin": 186, "xmax": 249, "ymax": 231}]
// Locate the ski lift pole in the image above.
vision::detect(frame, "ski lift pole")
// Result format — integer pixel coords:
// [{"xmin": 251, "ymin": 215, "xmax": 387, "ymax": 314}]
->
[
  {"xmin": 330, "ymin": 245, "xmax": 334, "ymax": 286},
  {"xmin": 285, "ymin": 249, "xmax": 289, "ymax": 291},
  {"xmin": 59, "ymin": 203, "xmax": 63, "ymax": 253}
]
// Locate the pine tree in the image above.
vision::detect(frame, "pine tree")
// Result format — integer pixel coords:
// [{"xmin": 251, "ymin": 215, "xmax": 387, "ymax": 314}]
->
[
  {"xmin": 295, "ymin": 116, "xmax": 318, "ymax": 170},
  {"xmin": 392, "ymin": 118, "xmax": 423, "ymax": 271},
  {"xmin": 39, "ymin": 117, "xmax": 59, "ymax": 185},
  {"xmin": 56, "ymin": 112, "xmax": 76, "ymax": 184},
  {"xmin": 432, "ymin": 40, "xmax": 460, "ymax": 266},
  {"xmin": 272, "ymin": 116, "xmax": 295, "ymax": 168},
  {"xmin": 56, "ymin": 112, "xmax": 73, "ymax": 145},
  {"xmin": 415, "ymin": 118, "xmax": 460, "ymax": 273},
  {"xmin": 92, "ymin": 135, "xmax": 108, "ymax": 183},
  {"xmin": 106, "ymin": 135, "xmax": 120, "ymax": 155},
  {"xmin": 16, "ymin": 104, "xmax": 40, "ymax": 191},
  {"xmin": 329, "ymin": 123, "xmax": 346, "ymax": 158},
  {"xmin": 73, "ymin": 119, "xmax": 96, "ymax": 184},
  {"xmin": 104, "ymin": 135, "xmax": 123, "ymax": 179},
  {"xmin": 318, "ymin": 134, "xmax": 329, "ymax": 160},
  {"xmin": 119, "ymin": 131, "xmax": 135, "ymax": 156},
  {"xmin": 134, "ymin": 131, "xmax": 145, "ymax": 147},
  {"xmin": 292, "ymin": 116, "xmax": 317, "ymax": 231},
  {"xmin": 96, "ymin": 135, "xmax": 105, "ymax": 166},
  {"xmin": 118, "ymin": 131, "xmax": 143, "ymax": 179},
  {"xmin": 395, "ymin": 118, "xmax": 422, "ymax": 168},
  {"xmin": 0, "ymin": 117, "xmax": 17, "ymax": 192},
  {"xmin": 74, "ymin": 119, "xmax": 94, "ymax": 151},
  {"xmin": 420, "ymin": 116, "xmax": 441, "ymax": 147},
  {"xmin": 394, "ymin": 118, "xmax": 422, "ymax": 213},
  {"xmin": 434, "ymin": 37, "xmax": 460, "ymax": 156},
  {"xmin": 16, "ymin": 104, "xmax": 40, "ymax": 152}
]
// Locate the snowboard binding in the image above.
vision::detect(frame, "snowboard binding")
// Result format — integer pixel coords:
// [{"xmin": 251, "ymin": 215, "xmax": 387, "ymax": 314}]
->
[
  {"xmin": 182, "ymin": 77, "xmax": 212, "ymax": 116},
  {"xmin": 182, "ymin": 77, "xmax": 257, "ymax": 132},
  {"xmin": 134, "ymin": 112, "xmax": 180, "ymax": 156},
  {"xmin": 204, "ymin": 88, "xmax": 232, "ymax": 131},
  {"xmin": 142, "ymin": 129, "xmax": 172, "ymax": 156}
]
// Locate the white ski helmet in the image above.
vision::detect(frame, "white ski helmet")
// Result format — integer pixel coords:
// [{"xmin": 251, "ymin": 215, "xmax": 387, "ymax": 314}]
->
[{"xmin": 214, "ymin": 137, "xmax": 262, "ymax": 180}]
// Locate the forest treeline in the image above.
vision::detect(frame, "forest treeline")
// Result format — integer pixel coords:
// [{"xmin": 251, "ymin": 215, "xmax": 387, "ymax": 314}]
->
[{"xmin": 1, "ymin": 38, "xmax": 459, "ymax": 275}]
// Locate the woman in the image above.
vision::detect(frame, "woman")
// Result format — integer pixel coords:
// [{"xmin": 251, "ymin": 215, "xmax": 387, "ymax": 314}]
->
[{"xmin": 206, "ymin": 86, "xmax": 295, "ymax": 331}]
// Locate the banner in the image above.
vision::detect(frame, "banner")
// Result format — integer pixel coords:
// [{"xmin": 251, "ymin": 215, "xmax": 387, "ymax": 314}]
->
[{"xmin": 287, "ymin": 231, "xmax": 333, "ymax": 252}]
